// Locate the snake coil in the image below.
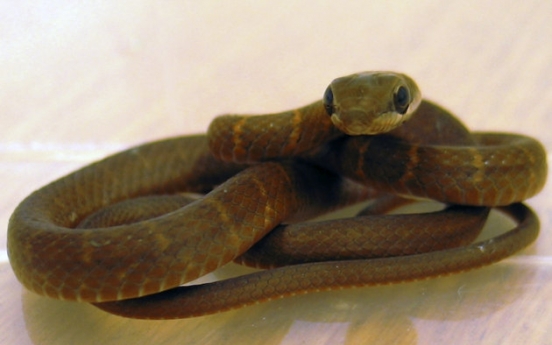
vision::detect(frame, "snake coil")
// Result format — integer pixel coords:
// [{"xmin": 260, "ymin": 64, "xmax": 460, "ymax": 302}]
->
[{"xmin": 7, "ymin": 72, "xmax": 547, "ymax": 319}]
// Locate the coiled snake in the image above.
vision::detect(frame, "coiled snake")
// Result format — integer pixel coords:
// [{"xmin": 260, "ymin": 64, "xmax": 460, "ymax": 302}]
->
[{"xmin": 7, "ymin": 72, "xmax": 547, "ymax": 319}]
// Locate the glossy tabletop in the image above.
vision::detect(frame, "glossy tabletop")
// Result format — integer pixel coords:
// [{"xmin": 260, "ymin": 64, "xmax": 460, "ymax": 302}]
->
[{"xmin": 1, "ymin": 1, "xmax": 551, "ymax": 344}]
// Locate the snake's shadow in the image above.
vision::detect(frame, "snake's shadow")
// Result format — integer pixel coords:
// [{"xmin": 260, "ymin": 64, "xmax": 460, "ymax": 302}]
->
[
  {"xmin": 20, "ymin": 263, "xmax": 536, "ymax": 344},
  {"xmin": 21, "ymin": 208, "xmax": 538, "ymax": 345}
]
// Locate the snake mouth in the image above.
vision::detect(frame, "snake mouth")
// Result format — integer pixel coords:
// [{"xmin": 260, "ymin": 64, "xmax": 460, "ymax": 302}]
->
[
  {"xmin": 331, "ymin": 111, "xmax": 407, "ymax": 135},
  {"xmin": 371, "ymin": 111, "xmax": 411, "ymax": 133}
]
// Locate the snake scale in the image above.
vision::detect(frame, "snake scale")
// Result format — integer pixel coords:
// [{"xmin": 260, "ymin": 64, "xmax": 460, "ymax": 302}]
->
[{"xmin": 7, "ymin": 72, "xmax": 547, "ymax": 319}]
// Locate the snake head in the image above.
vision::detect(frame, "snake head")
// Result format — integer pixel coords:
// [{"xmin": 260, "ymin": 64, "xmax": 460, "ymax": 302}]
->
[{"xmin": 323, "ymin": 71, "xmax": 422, "ymax": 135}]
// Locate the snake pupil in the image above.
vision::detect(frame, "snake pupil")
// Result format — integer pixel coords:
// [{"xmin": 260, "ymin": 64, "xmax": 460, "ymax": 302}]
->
[
  {"xmin": 394, "ymin": 86, "xmax": 411, "ymax": 115},
  {"xmin": 323, "ymin": 86, "xmax": 334, "ymax": 116}
]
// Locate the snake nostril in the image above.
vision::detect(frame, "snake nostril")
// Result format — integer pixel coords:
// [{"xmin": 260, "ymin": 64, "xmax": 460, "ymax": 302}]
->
[{"xmin": 323, "ymin": 85, "xmax": 335, "ymax": 116}]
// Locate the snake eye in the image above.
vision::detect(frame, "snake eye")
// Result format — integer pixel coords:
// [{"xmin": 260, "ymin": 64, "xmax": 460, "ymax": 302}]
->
[
  {"xmin": 393, "ymin": 85, "xmax": 411, "ymax": 115},
  {"xmin": 323, "ymin": 85, "xmax": 334, "ymax": 116}
]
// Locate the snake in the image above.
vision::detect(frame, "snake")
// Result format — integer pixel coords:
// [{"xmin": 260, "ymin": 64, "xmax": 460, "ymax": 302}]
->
[{"xmin": 7, "ymin": 71, "xmax": 547, "ymax": 319}]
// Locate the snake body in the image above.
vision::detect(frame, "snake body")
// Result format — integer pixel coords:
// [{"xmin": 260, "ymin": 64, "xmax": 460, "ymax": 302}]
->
[{"xmin": 7, "ymin": 72, "xmax": 547, "ymax": 319}]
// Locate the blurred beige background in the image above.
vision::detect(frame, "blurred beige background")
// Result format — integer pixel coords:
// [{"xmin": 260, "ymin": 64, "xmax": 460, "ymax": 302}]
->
[{"xmin": 1, "ymin": 1, "xmax": 551, "ymax": 344}]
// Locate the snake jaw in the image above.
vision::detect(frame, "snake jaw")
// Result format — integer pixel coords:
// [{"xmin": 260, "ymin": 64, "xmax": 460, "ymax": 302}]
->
[
  {"xmin": 330, "ymin": 112, "xmax": 371, "ymax": 135},
  {"xmin": 331, "ymin": 110, "xmax": 408, "ymax": 135},
  {"xmin": 366, "ymin": 111, "xmax": 409, "ymax": 134}
]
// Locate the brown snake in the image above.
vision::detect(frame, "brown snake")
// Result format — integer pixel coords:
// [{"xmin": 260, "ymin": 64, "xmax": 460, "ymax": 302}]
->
[{"xmin": 7, "ymin": 72, "xmax": 547, "ymax": 319}]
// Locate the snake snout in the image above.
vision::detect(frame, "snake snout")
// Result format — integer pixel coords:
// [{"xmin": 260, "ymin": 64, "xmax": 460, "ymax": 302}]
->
[
  {"xmin": 330, "ymin": 110, "xmax": 377, "ymax": 135},
  {"xmin": 331, "ymin": 109, "xmax": 408, "ymax": 136}
]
